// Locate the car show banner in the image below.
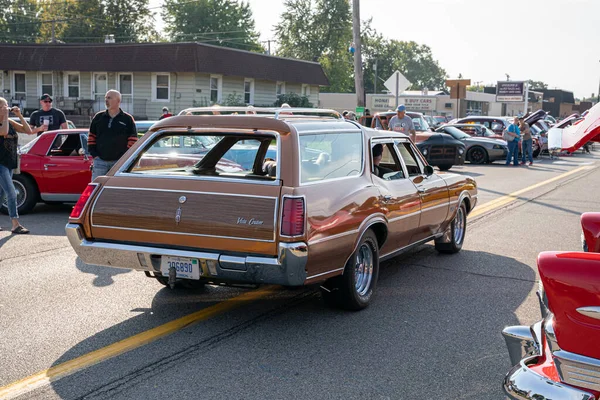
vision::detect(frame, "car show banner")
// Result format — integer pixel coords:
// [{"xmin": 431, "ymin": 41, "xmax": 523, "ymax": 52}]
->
[{"xmin": 496, "ymin": 81, "xmax": 525, "ymax": 102}]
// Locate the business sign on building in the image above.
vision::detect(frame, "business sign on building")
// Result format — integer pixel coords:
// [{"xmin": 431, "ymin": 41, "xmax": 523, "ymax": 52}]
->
[
  {"xmin": 496, "ymin": 81, "xmax": 525, "ymax": 102},
  {"xmin": 371, "ymin": 95, "xmax": 436, "ymax": 112}
]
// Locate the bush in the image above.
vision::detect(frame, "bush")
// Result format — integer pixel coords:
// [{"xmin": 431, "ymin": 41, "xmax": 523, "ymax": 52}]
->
[
  {"xmin": 220, "ymin": 92, "xmax": 246, "ymax": 106},
  {"xmin": 274, "ymin": 93, "xmax": 313, "ymax": 108}
]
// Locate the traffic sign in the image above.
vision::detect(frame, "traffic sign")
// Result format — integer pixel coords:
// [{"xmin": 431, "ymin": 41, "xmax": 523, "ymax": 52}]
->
[{"xmin": 384, "ymin": 71, "xmax": 411, "ymax": 97}]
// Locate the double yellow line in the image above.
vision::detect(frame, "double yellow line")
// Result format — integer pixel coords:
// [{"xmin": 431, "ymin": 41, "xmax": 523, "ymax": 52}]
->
[{"xmin": 0, "ymin": 163, "xmax": 595, "ymax": 399}]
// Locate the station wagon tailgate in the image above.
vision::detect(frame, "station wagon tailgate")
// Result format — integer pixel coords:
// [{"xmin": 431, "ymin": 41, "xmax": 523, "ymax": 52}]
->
[{"xmin": 89, "ymin": 178, "xmax": 282, "ymax": 256}]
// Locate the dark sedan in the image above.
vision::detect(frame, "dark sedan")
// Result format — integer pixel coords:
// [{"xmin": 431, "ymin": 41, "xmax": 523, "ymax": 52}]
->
[
  {"xmin": 436, "ymin": 126, "xmax": 508, "ymax": 164},
  {"xmin": 415, "ymin": 132, "xmax": 466, "ymax": 171}
]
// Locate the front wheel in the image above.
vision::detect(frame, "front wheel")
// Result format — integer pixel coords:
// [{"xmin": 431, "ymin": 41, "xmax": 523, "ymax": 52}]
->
[
  {"xmin": 321, "ymin": 230, "xmax": 379, "ymax": 310},
  {"xmin": 438, "ymin": 164, "xmax": 452, "ymax": 171},
  {"xmin": 435, "ymin": 202, "xmax": 467, "ymax": 254},
  {"xmin": 467, "ymin": 147, "xmax": 488, "ymax": 164},
  {"xmin": 0, "ymin": 174, "xmax": 39, "ymax": 215}
]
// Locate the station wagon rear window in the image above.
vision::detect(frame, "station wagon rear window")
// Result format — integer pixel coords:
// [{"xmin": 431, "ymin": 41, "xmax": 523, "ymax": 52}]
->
[
  {"xmin": 299, "ymin": 132, "xmax": 363, "ymax": 183},
  {"xmin": 126, "ymin": 132, "xmax": 278, "ymax": 181}
]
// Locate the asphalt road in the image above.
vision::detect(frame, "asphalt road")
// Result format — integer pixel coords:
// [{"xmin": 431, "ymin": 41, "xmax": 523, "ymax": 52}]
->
[{"xmin": 1, "ymin": 150, "xmax": 599, "ymax": 400}]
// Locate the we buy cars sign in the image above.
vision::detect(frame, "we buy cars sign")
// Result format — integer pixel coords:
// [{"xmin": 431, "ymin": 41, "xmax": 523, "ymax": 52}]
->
[{"xmin": 496, "ymin": 81, "xmax": 525, "ymax": 102}]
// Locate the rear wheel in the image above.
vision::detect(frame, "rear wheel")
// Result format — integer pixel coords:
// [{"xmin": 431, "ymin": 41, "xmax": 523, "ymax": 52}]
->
[
  {"xmin": 438, "ymin": 164, "xmax": 452, "ymax": 171},
  {"xmin": 0, "ymin": 174, "xmax": 39, "ymax": 215},
  {"xmin": 321, "ymin": 230, "xmax": 379, "ymax": 310},
  {"xmin": 467, "ymin": 146, "xmax": 488, "ymax": 164},
  {"xmin": 435, "ymin": 202, "xmax": 467, "ymax": 254}
]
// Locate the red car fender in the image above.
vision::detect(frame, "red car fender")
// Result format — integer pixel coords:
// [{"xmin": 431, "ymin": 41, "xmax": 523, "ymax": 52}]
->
[
  {"xmin": 538, "ymin": 251, "xmax": 600, "ymax": 360},
  {"xmin": 581, "ymin": 212, "xmax": 600, "ymax": 253}
]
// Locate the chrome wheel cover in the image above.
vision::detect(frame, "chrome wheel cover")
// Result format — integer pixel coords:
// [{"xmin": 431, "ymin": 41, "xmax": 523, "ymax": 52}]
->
[
  {"xmin": 454, "ymin": 206, "xmax": 465, "ymax": 245},
  {"xmin": 1, "ymin": 180, "xmax": 26, "ymax": 209},
  {"xmin": 354, "ymin": 243, "xmax": 374, "ymax": 296}
]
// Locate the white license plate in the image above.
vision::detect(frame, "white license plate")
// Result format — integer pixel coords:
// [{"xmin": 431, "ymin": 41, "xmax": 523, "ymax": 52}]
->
[{"xmin": 160, "ymin": 256, "xmax": 200, "ymax": 280}]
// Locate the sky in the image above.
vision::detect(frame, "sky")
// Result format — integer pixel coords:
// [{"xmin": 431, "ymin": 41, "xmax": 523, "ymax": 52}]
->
[{"xmin": 148, "ymin": 0, "xmax": 600, "ymax": 98}]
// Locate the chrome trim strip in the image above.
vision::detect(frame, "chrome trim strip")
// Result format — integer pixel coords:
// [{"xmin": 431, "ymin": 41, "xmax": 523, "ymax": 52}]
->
[
  {"xmin": 388, "ymin": 210, "xmax": 421, "ymax": 223},
  {"xmin": 554, "ymin": 350, "xmax": 600, "ymax": 392},
  {"xmin": 306, "ymin": 267, "xmax": 345, "ymax": 281},
  {"xmin": 380, "ymin": 235, "xmax": 440, "ymax": 261},
  {"xmin": 40, "ymin": 193, "xmax": 81, "ymax": 202},
  {"xmin": 114, "ymin": 173, "xmax": 282, "ymax": 186},
  {"xmin": 91, "ymin": 225, "xmax": 277, "ymax": 243},
  {"xmin": 308, "ymin": 229, "xmax": 359, "ymax": 245},
  {"xmin": 100, "ymin": 186, "xmax": 278, "ymax": 200},
  {"xmin": 422, "ymin": 202, "xmax": 450, "ymax": 211},
  {"xmin": 576, "ymin": 306, "xmax": 600, "ymax": 320}
]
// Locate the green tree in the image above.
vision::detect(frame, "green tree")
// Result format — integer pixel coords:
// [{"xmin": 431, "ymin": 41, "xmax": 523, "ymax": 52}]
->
[
  {"xmin": 0, "ymin": 0, "xmax": 41, "ymax": 43},
  {"xmin": 275, "ymin": 0, "xmax": 354, "ymax": 93},
  {"xmin": 526, "ymin": 80, "xmax": 548, "ymax": 90},
  {"xmin": 363, "ymin": 37, "xmax": 447, "ymax": 93},
  {"xmin": 163, "ymin": 0, "xmax": 263, "ymax": 51}
]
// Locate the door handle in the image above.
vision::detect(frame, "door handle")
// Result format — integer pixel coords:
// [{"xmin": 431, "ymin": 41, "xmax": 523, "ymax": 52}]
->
[{"xmin": 44, "ymin": 164, "xmax": 57, "ymax": 168}]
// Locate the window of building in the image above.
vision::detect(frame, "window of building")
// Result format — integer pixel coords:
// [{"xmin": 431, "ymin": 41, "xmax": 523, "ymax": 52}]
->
[
  {"xmin": 65, "ymin": 72, "xmax": 80, "ymax": 98},
  {"xmin": 276, "ymin": 81, "xmax": 285, "ymax": 97},
  {"xmin": 40, "ymin": 72, "xmax": 53, "ymax": 96},
  {"xmin": 210, "ymin": 75, "xmax": 222, "ymax": 104},
  {"xmin": 13, "ymin": 72, "xmax": 26, "ymax": 100},
  {"xmin": 152, "ymin": 73, "xmax": 170, "ymax": 101},
  {"xmin": 244, "ymin": 78, "xmax": 254, "ymax": 104},
  {"xmin": 302, "ymin": 84, "xmax": 310, "ymax": 97},
  {"xmin": 118, "ymin": 73, "xmax": 133, "ymax": 96}
]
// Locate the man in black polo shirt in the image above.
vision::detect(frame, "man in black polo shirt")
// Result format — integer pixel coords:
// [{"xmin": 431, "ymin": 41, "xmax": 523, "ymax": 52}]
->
[
  {"xmin": 88, "ymin": 90, "xmax": 137, "ymax": 181},
  {"xmin": 29, "ymin": 94, "xmax": 68, "ymax": 136}
]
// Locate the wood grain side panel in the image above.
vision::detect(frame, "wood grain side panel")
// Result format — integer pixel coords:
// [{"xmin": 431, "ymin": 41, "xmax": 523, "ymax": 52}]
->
[{"xmin": 92, "ymin": 188, "xmax": 276, "ymax": 241}]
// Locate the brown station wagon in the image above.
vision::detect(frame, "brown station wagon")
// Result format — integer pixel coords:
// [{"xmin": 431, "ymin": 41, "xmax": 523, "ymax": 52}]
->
[{"xmin": 66, "ymin": 107, "xmax": 478, "ymax": 310}]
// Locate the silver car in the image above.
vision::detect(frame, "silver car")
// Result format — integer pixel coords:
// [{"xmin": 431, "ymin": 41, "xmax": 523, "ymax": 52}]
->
[{"xmin": 437, "ymin": 126, "xmax": 508, "ymax": 164}]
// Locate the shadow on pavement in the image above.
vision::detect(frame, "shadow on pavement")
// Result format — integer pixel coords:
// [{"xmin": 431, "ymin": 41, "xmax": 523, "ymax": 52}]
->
[
  {"xmin": 48, "ymin": 248, "xmax": 534, "ymax": 400},
  {"xmin": 76, "ymin": 257, "xmax": 132, "ymax": 287}
]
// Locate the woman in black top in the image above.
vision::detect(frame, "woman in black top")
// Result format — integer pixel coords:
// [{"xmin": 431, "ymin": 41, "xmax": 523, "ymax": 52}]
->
[{"xmin": 0, "ymin": 98, "xmax": 34, "ymax": 233}]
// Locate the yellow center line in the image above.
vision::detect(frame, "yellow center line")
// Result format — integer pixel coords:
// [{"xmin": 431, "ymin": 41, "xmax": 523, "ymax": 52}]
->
[
  {"xmin": 0, "ymin": 285, "xmax": 277, "ymax": 400},
  {"xmin": 469, "ymin": 165, "xmax": 595, "ymax": 219}
]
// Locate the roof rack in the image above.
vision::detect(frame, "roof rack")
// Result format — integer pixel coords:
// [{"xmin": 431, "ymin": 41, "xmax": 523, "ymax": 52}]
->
[{"xmin": 177, "ymin": 106, "xmax": 343, "ymax": 120}]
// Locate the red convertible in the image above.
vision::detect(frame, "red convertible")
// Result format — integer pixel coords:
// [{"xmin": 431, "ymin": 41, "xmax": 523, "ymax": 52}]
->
[
  {"xmin": 1, "ymin": 129, "xmax": 92, "ymax": 214},
  {"xmin": 502, "ymin": 213, "xmax": 600, "ymax": 399}
]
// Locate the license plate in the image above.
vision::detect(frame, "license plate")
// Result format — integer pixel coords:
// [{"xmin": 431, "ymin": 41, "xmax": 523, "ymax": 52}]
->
[{"xmin": 160, "ymin": 256, "xmax": 200, "ymax": 280}]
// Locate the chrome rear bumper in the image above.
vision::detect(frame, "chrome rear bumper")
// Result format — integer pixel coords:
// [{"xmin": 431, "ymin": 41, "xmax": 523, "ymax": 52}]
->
[
  {"xmin": 502, "ymin": 323, "xmax": 596, "ymax": 400},
  {"xmin": 66, "ymin": 223, "xmax": 308, "ymax": 286}
]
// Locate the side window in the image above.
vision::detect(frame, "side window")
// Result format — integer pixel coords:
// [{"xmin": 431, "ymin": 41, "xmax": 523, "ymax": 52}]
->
[
  {"xmin": 371, "ymin": 142, "xmax": 405, "ymax": 181},
  {"xmin": 48, "ymin": 134, "xmax": 82, "ymax": 156},
  {"xmin": 299, "ymin": 132, "xmax": 362, "ymax": 183},
  {"xmin": 396, "ymin": 142, "xmax": 424, "ymax": 177}
]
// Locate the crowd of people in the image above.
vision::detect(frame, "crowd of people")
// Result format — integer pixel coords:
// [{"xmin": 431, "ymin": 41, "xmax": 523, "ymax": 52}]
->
[{"xmin": 503, "ymin": 116, "xmax": 534, "ymax": 166}]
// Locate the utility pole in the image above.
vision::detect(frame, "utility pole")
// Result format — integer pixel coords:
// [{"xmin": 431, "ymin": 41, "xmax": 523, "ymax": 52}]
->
[
  {"xmin": 374, "ymin": 58, "xmax": 377, "ymax": 94},
  {"xmin": 352, "ymin": 0, "xmax": 365, "ymax": 108}
]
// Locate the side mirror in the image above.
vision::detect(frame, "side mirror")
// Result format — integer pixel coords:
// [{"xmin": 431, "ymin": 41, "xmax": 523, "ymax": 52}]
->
[{"xmin": 424, "ymin": 165, "xmax": 434, "ymax": 176}]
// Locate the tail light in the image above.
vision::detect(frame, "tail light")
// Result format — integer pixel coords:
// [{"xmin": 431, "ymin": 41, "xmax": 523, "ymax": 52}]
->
[
  {"xmin": 70, "ymin": 184, "xmax": 98, "ymax": 219},
  {"xmin": 281, "ymin": 197, "xmax": 305, "ymax": 236}
]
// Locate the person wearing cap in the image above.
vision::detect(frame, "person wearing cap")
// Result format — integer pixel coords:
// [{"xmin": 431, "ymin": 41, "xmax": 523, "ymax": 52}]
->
[
  {"xmin": 29, "ymin": 94, "xmax": 68, "ymax": 136},
  {"xmin": 159, "ymin": 107, "xmax": 173, "ymax": 120},
  {"xmin": 388, "ymin": 105, "xmax": 416, "ymax": 142}
]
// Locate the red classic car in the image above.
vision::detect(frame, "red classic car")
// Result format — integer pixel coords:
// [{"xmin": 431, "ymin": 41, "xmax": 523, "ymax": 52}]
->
[
  {"xmin": 2, "ymin": 129, "xmax": 92, "ymax": 214},
  {"xmin": 502, "ymin": 213, "xmax": 600, "ymax": 399}
]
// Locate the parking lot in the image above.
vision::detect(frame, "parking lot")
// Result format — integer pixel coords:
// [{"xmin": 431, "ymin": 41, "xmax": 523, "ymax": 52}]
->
[{"xmin": 1, "ymin": 152, "xmax": 599, "ymax": 400}]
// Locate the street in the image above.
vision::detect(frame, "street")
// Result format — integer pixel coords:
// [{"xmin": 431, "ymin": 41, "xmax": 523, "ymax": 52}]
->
[{"xmin": 1, "ymin": 152, "xmax": 599, "ymax": 400}]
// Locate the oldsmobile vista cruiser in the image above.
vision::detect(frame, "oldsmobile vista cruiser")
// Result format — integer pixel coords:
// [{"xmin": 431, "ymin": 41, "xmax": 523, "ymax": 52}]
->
[{"xmin": 66, "ymin": 107, "xmax": 477, "ymax": 310}]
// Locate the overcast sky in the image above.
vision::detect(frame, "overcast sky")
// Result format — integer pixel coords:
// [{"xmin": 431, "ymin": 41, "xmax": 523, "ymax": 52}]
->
[{"xmin": 149, "ymin": 0, "xmax": 599, "ymax": 98}]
